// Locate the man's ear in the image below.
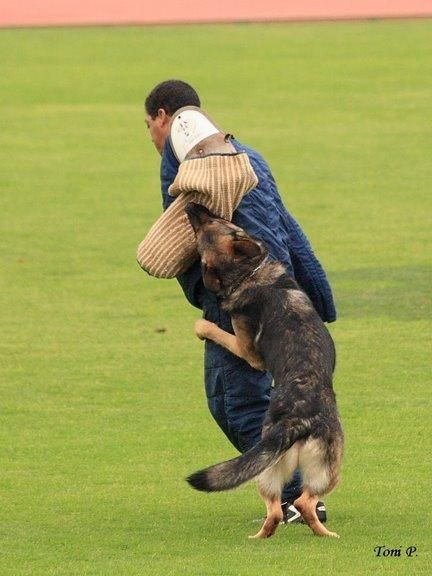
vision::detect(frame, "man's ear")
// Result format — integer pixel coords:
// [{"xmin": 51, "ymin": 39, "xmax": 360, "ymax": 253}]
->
[
  {"xmin": 157, "ymin": 108, "xmax": 170, "ymax": 125},
  {"xmin": 232, "ymin": 238, "xmax": 263, "ymax": 260},
  {"xmin": 203, "ymin": 266, "xmax": 221, "ymax": 293}
]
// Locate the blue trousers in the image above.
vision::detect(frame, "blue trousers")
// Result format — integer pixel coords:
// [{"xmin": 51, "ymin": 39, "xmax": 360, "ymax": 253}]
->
[{"xmin": 203, "ymin": 292, "xmax": 302, "ymax": 504}]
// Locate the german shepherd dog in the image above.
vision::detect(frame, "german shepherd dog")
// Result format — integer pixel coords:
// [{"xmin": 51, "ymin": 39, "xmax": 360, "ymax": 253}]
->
[{"xmin": 185, "ymin": 203, "xmax": 343, "ymax": 539}]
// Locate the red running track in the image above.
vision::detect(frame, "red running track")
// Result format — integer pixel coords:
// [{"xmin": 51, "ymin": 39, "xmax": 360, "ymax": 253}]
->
[{"xmin": 0, "ymin": 0, "xmax": 431, "ymax": 28}]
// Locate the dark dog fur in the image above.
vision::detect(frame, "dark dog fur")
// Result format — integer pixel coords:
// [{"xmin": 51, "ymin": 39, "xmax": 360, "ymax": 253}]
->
[{"xmin": 185, "ymin": 203, "xmax": 343, "ymax": 539}]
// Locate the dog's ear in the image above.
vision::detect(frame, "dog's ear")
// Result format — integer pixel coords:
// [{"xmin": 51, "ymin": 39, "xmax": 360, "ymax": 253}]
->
[
  {"xmin": 232, "ymin": 238, "xmax": 263, "ymax": 260},
  {"xmin": 202, "ymin": 265, "xmax": 221, "ymax": 293}
]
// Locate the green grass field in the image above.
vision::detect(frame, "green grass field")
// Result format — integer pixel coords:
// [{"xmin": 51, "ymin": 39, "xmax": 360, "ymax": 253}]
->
[{"xmin": 1, "ymin": 19, "xmax": 431, "ymax": 576}]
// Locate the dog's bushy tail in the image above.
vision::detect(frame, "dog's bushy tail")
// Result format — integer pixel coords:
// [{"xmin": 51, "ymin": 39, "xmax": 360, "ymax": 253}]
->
[{"xmin": 187, "ymin": 421, "xmax": 309, "ymax": 492}]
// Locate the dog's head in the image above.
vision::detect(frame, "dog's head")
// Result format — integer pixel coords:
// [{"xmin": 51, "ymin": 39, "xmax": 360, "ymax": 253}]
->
[{"xmin": 185, "ymin": 203, "xmax": 267, "ymax": 296}]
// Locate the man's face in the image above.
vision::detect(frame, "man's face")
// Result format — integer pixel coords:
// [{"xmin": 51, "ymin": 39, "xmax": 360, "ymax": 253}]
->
[{"xmin": 145, "ymin": 109, "xmax": 171, "ymax": 155}]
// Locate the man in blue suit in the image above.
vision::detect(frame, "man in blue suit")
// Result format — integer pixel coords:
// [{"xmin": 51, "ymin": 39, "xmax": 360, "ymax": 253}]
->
[{"xmin": 144, "ymin": 79, "xmax": 336, "ymax": 523}]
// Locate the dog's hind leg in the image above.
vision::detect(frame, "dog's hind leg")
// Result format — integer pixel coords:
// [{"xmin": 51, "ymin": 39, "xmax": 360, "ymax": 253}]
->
[
  {"xmin": 249, "ymin": 457, "xmax": 292, "ymax": 539},
  {"xmin": 249, "ymin": 443, "xmax": 300, "ymax": 539},
  {"xmin": 296, "ymin": 436, "xmax": 342, "ymax": 538},
  {"xmin": 293, "ymin": 488, "xmax": 339, "ymax": 538},
  {"xmin": 249, "ymin": 492, "xmax": 283, "ymax": 539}
]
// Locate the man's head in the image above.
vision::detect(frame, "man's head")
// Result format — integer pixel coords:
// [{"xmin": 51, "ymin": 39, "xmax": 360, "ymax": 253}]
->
[{"xmin": 145, "ymin": 79, "xmax": 200, "ymax": 154}]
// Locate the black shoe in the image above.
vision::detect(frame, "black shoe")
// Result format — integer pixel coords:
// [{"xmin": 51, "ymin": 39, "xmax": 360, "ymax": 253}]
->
[
  {"xmin": 282, "ymin": 500, "xmax": 327, "ymax": 524},
  {"xmin": 316, "ymin": 501, "xmax": 327, "ymax": 523},
  {"xmin": 282, "ymin": 502, "xmax": 302, "ymax": 523}
]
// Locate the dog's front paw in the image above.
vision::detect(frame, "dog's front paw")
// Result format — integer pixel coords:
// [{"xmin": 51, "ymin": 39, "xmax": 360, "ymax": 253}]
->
[{"xmin": 195, "ymin": 319, "xmax": 214, "ymax": 341}]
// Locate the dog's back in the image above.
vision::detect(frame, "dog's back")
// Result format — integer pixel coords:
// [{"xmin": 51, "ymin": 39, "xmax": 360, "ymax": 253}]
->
[
  {"xmin": 226, "ymin": 263, "xmax": 338, "ymax": 424},
  {"xmin": 226, "ymin": 263, "xmax": 336, "ymax": 383}
]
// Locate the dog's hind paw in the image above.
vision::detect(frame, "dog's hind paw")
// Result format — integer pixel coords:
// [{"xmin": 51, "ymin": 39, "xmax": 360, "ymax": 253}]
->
[
  {"xmin": 315, "ymin": 528, "xmax": 340, "ymax": 538},
  {"xmin": 249, "ymin": 518, "xmax": 280, "ymax": 539},
  {"xmin": 248, "ymin": 532, "xmax": 267, "ymax": 539}
]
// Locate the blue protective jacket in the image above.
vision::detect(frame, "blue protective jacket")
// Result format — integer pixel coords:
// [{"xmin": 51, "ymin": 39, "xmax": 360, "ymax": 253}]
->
[{"xmin": 160, "ymin": 137, "xmax": 337, "ymax": 323}]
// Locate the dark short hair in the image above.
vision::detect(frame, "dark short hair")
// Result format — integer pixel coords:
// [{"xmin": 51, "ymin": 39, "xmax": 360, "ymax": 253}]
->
[{"xmin": 145, "ymin": 79, "xmax": 201, "ymax": 118}]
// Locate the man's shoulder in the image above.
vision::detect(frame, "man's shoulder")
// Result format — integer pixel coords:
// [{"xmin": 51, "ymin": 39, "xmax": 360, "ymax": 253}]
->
[
  {"xmin": 231, "ymin": 137, "xmax": 262, "ymax": 158},
  {"xmin": 231, "ymin": 138, "xmax": 271, "ymax": 175}
]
